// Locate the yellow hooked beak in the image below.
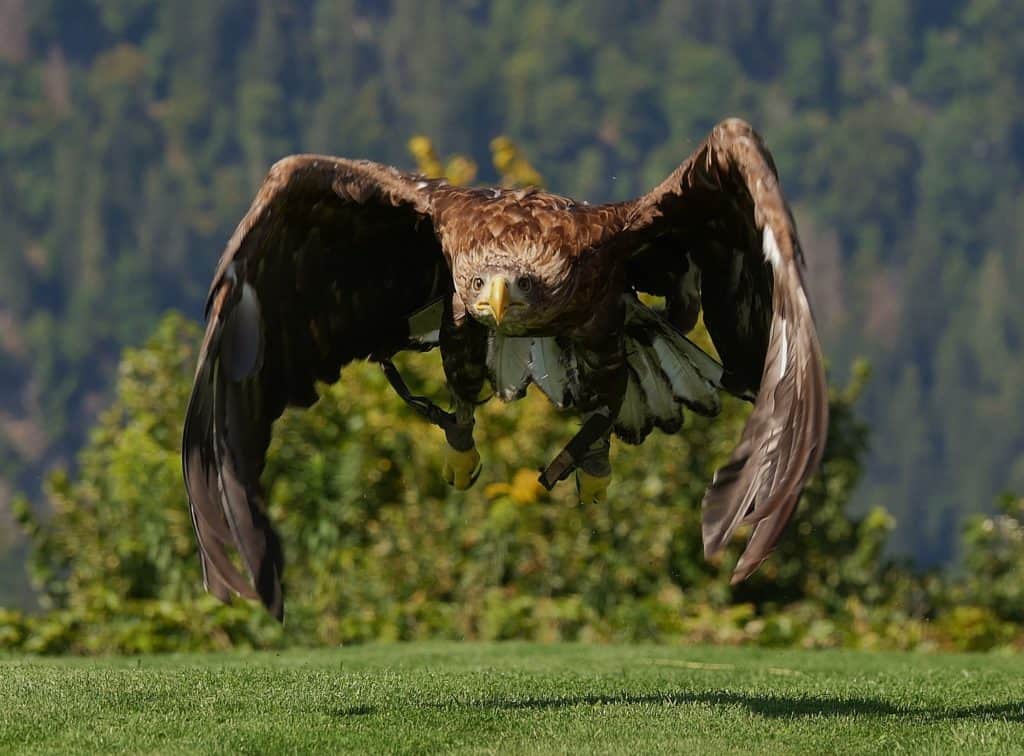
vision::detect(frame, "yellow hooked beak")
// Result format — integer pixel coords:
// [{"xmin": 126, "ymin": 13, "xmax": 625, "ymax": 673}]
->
[{"xmin": 483, "ymin": 275, "xmax": 509, "ymax": 325}]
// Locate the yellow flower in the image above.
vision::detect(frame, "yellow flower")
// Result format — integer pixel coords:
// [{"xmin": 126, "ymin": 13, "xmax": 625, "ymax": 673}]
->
[{"xmin": 484, "ymin": 468, "xmax": 545, "ymax": 505}]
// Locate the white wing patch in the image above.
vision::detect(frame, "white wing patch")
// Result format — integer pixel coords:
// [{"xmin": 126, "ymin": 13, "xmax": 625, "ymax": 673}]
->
[
  {"xmin": 529, "ymin": 337, "xmax": 575, "ymax": 408},
  {"xmin": 763, "ymin": 226, "xmax": 783, "ymax": 269},
  {"xmin": 487, "ymin": 334, "xmax": 532, "ymax": 400},
  {"xmin": 776, "ymin": 317, "xmax": 789, "ymax": 382}
]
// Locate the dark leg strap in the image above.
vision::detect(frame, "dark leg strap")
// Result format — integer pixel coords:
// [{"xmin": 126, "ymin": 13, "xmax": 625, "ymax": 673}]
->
[
  {"xmin": 538, "ymin": 412, "xmax": 613, "ymax": 490},
  {"xmin": 380, "ymin": 359, "xmax": 457, "ymax": 430},
  {"xmin": 380, "ymin": 359, "xmax": 477, "ymax": 451}
]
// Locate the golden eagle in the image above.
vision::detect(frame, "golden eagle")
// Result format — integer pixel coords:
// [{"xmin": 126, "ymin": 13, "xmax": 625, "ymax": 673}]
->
[{"xmin": 183, "ymin": 119, "xmax": 828, "ymax": 619}]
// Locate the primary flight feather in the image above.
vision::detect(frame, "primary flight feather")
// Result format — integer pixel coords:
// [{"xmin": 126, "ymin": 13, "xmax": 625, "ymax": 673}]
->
[{"xmin": 183, "ymin": 118, "xmax": 829, "ymax": 619}]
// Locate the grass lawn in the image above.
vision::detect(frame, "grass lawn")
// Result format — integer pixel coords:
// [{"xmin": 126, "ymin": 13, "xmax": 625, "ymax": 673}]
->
[{"xmin": 2, "ymin": 642, "xmax": 1023, "ymax": 754}]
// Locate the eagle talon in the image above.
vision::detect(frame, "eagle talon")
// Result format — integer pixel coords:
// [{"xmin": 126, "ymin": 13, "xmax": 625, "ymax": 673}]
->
[
  {"xmin": 442, "ymin": 446, "xmax": 481, "ymax": 490},
  {"xmin": 576, "ymin": 469, "xmax": 610, "ymax": 504}
]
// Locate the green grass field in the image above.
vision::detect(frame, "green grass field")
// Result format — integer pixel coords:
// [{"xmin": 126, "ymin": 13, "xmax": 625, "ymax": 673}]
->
[{"xmin": 2, "ymin": 642, "xmax": 1023, "ymax": 754}]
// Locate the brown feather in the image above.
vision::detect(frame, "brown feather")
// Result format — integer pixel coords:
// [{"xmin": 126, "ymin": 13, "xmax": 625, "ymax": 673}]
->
[
  {"xmin": 184, "ymin": 156, "xmax": 449, "ymax": 618},
  {"xmin": 621, "ymin": 118, "xmax": 829, "ymax": 581}
]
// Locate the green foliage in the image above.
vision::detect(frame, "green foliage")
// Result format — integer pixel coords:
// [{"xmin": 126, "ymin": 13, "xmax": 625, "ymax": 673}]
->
[
  {"xmin": 0, "ymin": 312, "xmax": 960, "ymax": 654},
  {"xmin": 954, "ymin": 495, "xmax": 1024, "ymax": 626},
  {"xmin": 4, "ymin": 313, "xmax": 1021, "ymax": 653}
]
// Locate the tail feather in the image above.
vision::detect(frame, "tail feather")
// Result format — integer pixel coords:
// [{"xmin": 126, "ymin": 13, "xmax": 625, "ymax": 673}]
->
[
  {"xmin": 614, "ymin": 296, "xmax": 725, "ymax": 443},
  {"xmin": 630, "ymin": 344, "xmax": 680, "ymax": 433},
  {"xmin": 650, "ymin": 334, "xmax": 721, "ymax": 415},
  {"xmin": 478, "ymin": 297, "xmax": 727, "ymax": 450},
  {"xmin": 613, "ymin": 365, "xmax": 654, "ymax": 444}
]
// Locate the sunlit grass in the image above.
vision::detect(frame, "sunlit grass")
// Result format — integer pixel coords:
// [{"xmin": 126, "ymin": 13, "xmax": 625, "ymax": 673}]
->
[{"xmin": 2, "ymin": 642, "xmax": 1023, "ymax": 753}]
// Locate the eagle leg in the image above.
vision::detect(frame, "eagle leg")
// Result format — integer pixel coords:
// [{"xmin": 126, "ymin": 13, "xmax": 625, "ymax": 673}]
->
[
  {"xmin": 576, "ymin": 435, "xmax": 614, "ymax": 501},
  {"xmin": 577, "ymin": 469, "xmax": 610, "ymax": 505},
  {"xmin": 439, "ymin": 294, "xmax": 489, "ymax": 490},
  {"xmin": 549, "ymin": 297, "xmax": 627, "ymax": 502},
  {"xmin": 442, "ymin": 445, "xmax": 482, "ymax": 490},
  {"xmin": 577, "ymin": 420, "xmax": 611, "ymax": 504},
  {"xmin": 538, "ymin": 411, "xmax": 612, "ymax": 490}
]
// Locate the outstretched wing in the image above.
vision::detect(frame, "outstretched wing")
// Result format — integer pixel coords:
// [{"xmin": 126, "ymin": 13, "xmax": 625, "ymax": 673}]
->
[
  {"xmin": 182, "ymin": 156, "xmax": 449, "ymax": 619},
  {"xmin": 623, "ymin": 118, "xmax": 829, "ymax": 583}
]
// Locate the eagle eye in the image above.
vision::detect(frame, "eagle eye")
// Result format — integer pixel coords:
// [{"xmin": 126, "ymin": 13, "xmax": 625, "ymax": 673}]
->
[
  {"xmin": 516, "ymin": 275, "xmax": 532, "ymax": 292},
  {"xmin": 471, "ymin": 277, "xmax": 484, "ymax": 292}
]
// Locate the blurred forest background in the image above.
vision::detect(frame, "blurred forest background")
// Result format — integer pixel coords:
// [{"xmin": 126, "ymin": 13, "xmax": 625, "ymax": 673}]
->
[{"xmin": 2, "ymin": 0, "xmax": 1024, "ymax": 651}]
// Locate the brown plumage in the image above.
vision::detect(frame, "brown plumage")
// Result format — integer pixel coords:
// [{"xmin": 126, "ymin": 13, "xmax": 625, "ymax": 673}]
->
[{"xmin": 183, "ymin": 118, "xmax": 828, "ymax": 619}]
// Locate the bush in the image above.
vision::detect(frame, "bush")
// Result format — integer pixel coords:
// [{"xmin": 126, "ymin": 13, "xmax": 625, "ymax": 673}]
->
[{"xmin": 4, "ymin": 308, "xmax": 938, "ymax": 654}]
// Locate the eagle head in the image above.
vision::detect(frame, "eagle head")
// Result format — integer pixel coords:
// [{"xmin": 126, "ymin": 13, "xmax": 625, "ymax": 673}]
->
[{"xmin": 455, "ymin": 249, "xmax": 571, "ymax": 335}]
